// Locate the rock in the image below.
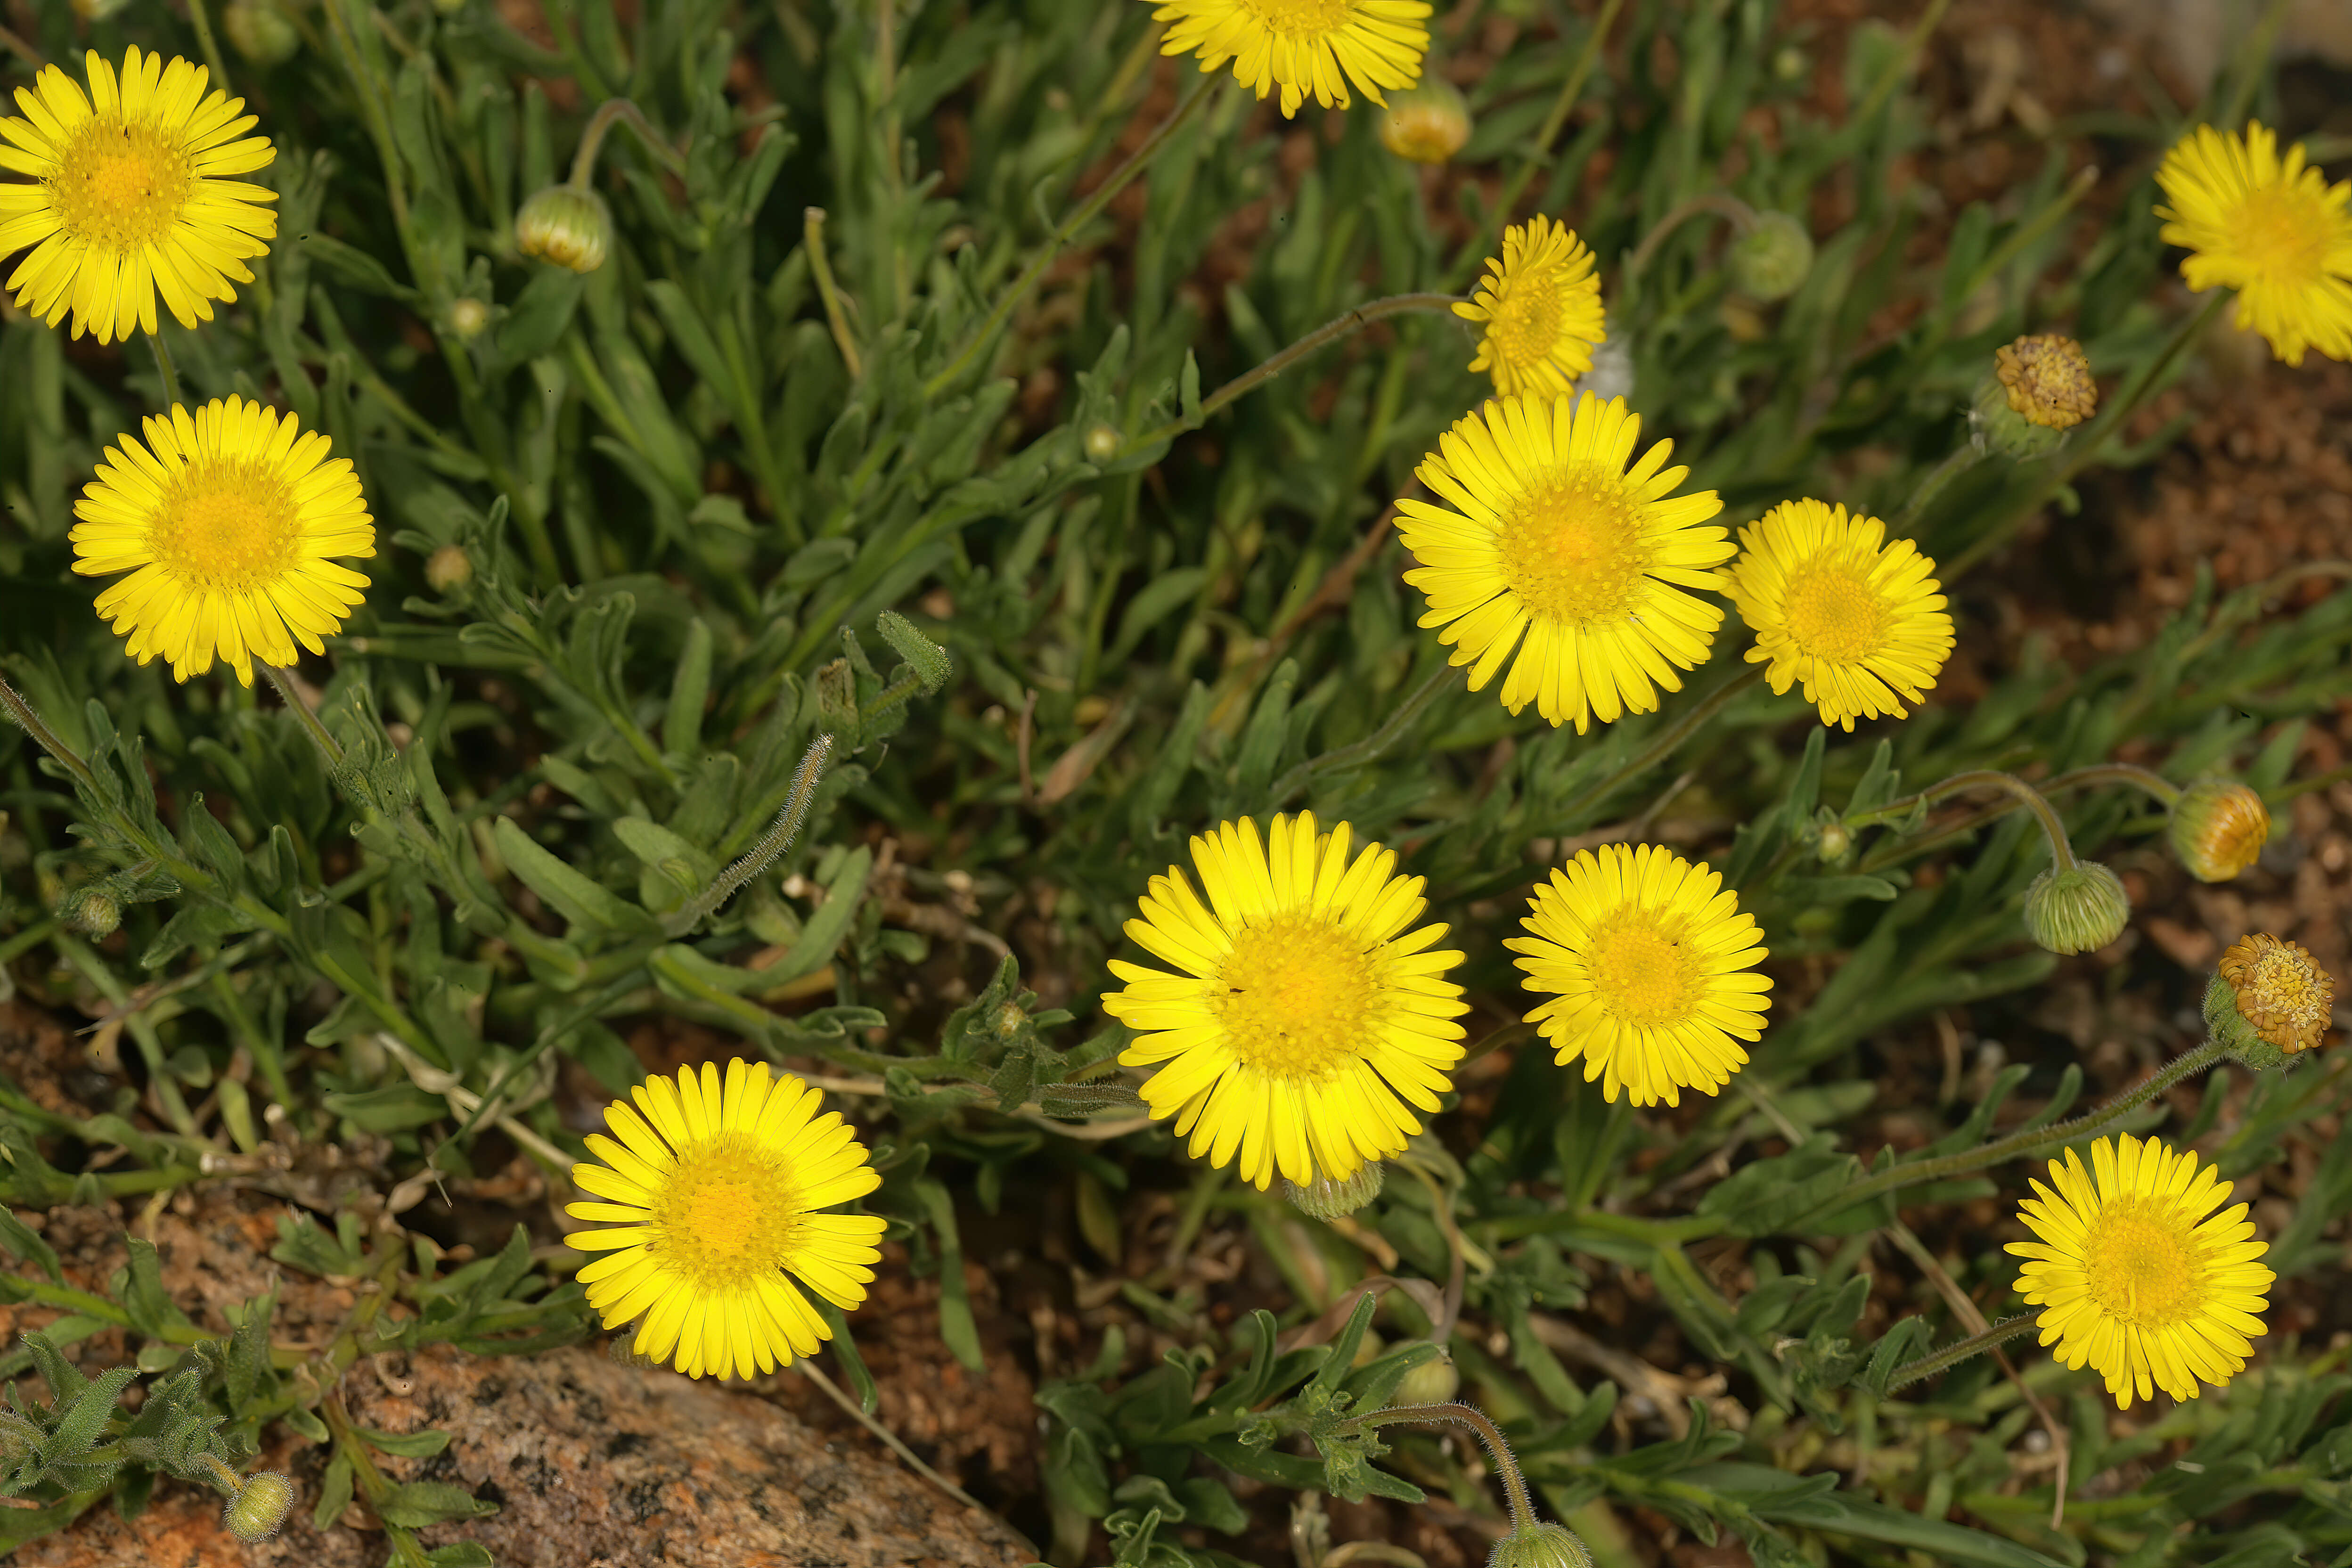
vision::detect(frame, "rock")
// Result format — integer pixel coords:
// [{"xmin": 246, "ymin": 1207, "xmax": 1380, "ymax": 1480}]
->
[{"xmin": 3, "ymin": 1191, "xmax": 1032, "ymax": 1568}]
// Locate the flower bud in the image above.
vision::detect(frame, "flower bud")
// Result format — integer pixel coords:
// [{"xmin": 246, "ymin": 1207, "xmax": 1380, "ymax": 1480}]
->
[
  {"xmin": 1283, "ymin": 1162, "xmax": 1385, "ymax": 1222},
  {"xmin": 1728, "ymin": 212, "xmax": 1813, "ymax": 302},
  {"xmin": 222, "ymin": 1471, "xmax": 296, "ymax": 1544},
  {"xmin": 875, "ymin": 610, "xmax": 953, "ymax": 695},
  {"xmin": 1082, "ymin": 424, "xmax": 1122, "ymax": 464},
  {"xmin": 516, "ymin": 186, "xmax": 611, "ymax": 274},
  {"xmin": 2168, "ymin": 779, "xmax": 2268, "ymax": 882},
  {"xmin": 425, "ymin": 544, "xmax": 474, "ymax": 594},
  {"xmin": 1994, "ymin": 334, "xmax": 2097, "ymax": 431},
  {"xmin": 1814, "ymin": 819, "xmax": 1853, "ymax": 867},
  {"xmin": 1380, "ymin": 79, "xmax": 1473, "ymax": 165},
  {"xmin": 223, "ymin": 0, "xmax": 301, "ymax": 66},
  {"xmin": 447, "ymin": 296, "xmax": 492, "ymax": 340},
  {"xmin": 60, "ymin": 887, "xmax": 121, "ymax": 939},
  {"xmin": 1390, "ymin": 1344, "xmax": 1460, "ymax": 1407},
  {"xmin": 1489, "ymin": 1522, "xmax": 1594, "ymax": 1568},
  {"xmin": 2022, "ymin": 862, "xmax": 2128, "ymax": 956},
  {"xmin": 2208, "ymin": 933, "xmax": 2334, "ymax": 1067}
]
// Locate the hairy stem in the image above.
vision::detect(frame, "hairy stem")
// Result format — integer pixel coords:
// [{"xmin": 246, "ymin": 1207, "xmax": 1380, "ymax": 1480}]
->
[
  {"xmin": 1344, "ymin": 1403, "xmax": 1535, "ymax": 1534},
  {"xmin": 665, "ymin": 734, "xmax": 835, "ymax": 934},
  {"xmin": 566, "ymin": 98, "xmax": 687, "ymax": 188},
  {"xmin": 1885, "ymin": 1314, "xmax": 2039, "ymax": 1393}
]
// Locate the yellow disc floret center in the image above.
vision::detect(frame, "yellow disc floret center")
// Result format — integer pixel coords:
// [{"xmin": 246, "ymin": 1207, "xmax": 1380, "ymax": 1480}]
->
[
  {"xmin": 2247, "ymin": 946, "xmax": 2329, "ymax": 1040},
  {"xmin": 1782, "ymin": 556, "xmax": 1889, "ymax": 664},
  {"xmin": 1237, "ymin": 0, "xmax": 1357, "ymax": 38},
  {"xmin": 1498, "ymin": 466, "xmax": 1649, "ymax": 625},
  {"xmin": 152, "ymin": 462, "xmax": 303, "ymax": 594},
  {"xmin": 1490, "ymin": 277, "xmax": 1563, "ymax": 369},
  {"xmin": 2082, "ymin": 1197, "xmax": 2204, "ymax": 1329},
  {"xmin": 2230, "ymin": 186, "xmax": 2328, "ymax": 286},
  {"xmin": 1214, "ymin": 913, "xmax": 1377, "ymax": 1080},
  {"xmin": 1587, "ymin": 911, "xmax": 1700, "ymax": 1029},
  {"xmin": 651, "ymin": 1138, "xmax": 801, "ymax": 1289},
  {"xmin": 50, "ymin": 118, "xmax": 194, "ymax": 253}
]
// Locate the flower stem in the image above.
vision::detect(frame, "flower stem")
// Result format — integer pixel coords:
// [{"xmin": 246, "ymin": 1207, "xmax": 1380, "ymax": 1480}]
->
[
  {"xmin": 1344, "ymin": 1403, "xmax": 1536, "ymax": 1534},
  {"xmin": 1622, "ymin": 192, "xmax": 1758, "ymax": 286},
  {"xmin": 665, "ymin": 734, "xmax": 835, "ymax": 934},
  {"xmin": 1824, "ymin": 1035, "xmax": 2228, "ymax": 1218},
  {"xmin": 1885, "ymin": 1313, "xmax": 2039, "ymax": 1393},
  {"xmin": 566, "ymin": 98, "xmax": 686, "ymax": 189},
  {"xmin": 0, "ymin": 675, "xmax": 99, "ymax": 793},
  {"xmin": 1472, "ymin": 0, "xmax": 1625, "ymax": 253},
  {"xmin": 927, "ymin": 74, "xmax": 1216, "ymax": 397},
  {"xmin": 149, "ymin": 332, "xmax": 185, "ymax": 411},
  {"xmin": 1892, "ymin": 443, "xmax": 1984, "ymax": 533},
  {"xmin": 1552, "ymin": 663, "xmax": 1764, "ymax": 829},
  {"xmin": 1127, "ymin": 292, "xmax": 1463, "ymax": 453},
  {"xmin": 1266, "ymin": 663, "xmax": 1459, "ymax": 808},
  {"xmin": 806, "ymin": 207, "xmax": 864, "ymax": 379},
  {"xmin": 1848, "ymin": 769, "xmax": 2077, "ymax": 870},
  {"xmin": 260, "ymin": 664, "xmax": 347, "ymax": 772},
  {"xmin": 185, "ymin": 0, "xmax": 233, "ymax": 98}
]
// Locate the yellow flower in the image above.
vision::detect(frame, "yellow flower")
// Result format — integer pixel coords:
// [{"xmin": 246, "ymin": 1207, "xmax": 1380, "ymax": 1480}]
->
[
  {"xmin": 1727, "ymin": 499, "xmax": 1954, "ymax": 731},
  {"xmin": 1104, "ymin": 813, "xmax": 1469, "ymax": 1189},
  {"xmin": 1507, "ymin": 843, "xmax": 1772, "ymax": 1107},
  {"xmin": 1148, "ymin": 0, "xmax": 1430, "ymax": 118},
  {"xmin": 1456, "ymin": 217, "xmax": 1606, "ymax": 396},
  {"xmin": 2155, "ymin": 121, "xmax": 2352, "ymax": 366},
  {"xmin": 2169, "ymin": 780, "xmax": 2269, "ymax": 883},
  {"xmin": 70, "ymin": 396, "xmax": 373, "ymax": 687},
  {"xmin": 566, "ymin": 1060, "xmax": 888, "ymax": 1381},
  {"xmin": 1397, "ymin": 392, "xmax": 1731, "ymax": 733},
  {"xmin": 2007, "ymin": 1134, "xmax": 2273, "ymax": 1410},
  {"xmin": 2217, "ymin": 933, "xmax": 2334, "ymax": 1054},
  {"xmin": 0, "ymin": 48, "xmax": 277, "ymax": 344}
]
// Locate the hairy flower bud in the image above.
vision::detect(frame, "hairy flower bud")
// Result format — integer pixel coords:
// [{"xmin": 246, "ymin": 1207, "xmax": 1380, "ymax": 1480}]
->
[
  {"xmin": 2022, "ymin": 862, "xmax": 2128, "ymax": 956},
  {"xmin": 60, "ymin": 887, "xmax": 121, "ymax": 938},
  {"xmin": 1082, "ymin": 424, "xmax": 1122, "ymax": 464},
  {"xmin": 2207, "ymin": 933, "xmax": 2334, "ymax": 1068},
  {"xmin": 223, "ymin": 1472, "xmax": 296, "ymax": 1544},
  {"xmin": 1813, "ymin": 819, "xmax": 1853, "ymax": 866},
  {"xmin": 447, "ymin": 296, "xmax": 491, "ymax": 340},
  {"xmin": 1390, "ymin": 1344, "xmax": 1460, "ymax": 1407},
  {"xmin": 222, "ymin": 0, "xmax": 301, "ymax": 66},
  {"xmin": 1380, "ymin": 79, "xmax": 1473, "ymax": 164},
  {"xmin": 2168, "ymin": 779, "xmax": 2269, "ymax": 882},
  {"xmin": 1728, "ymin": 212, "xmax": 1814, "ymax": 302},
  {"xmin": 425, "ymin": 544, "xmax": 474, "ymax": 594},
  {"xmin": 1489, "ymin": 1522, "xmax": 1594, "ymax": 1568},
  {"xmin": 1283, "ymin": 1163, "xmax": 1385, "ymax": 1221},
  {"xmin": 516, "ymin": 186, "xmax": 611, "ymax": 274}
]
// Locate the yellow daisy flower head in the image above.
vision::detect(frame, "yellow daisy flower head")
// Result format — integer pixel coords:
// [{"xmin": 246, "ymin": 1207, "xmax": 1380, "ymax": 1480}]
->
[
  {"xmin": 2007, "ymin": 1133, "xmax": 2273, "ymax": 1410},
  {"xmin": 566, "ymin": 1060, "xmax": 889, "ymax": 1381},
  {"xmin": 0, "ymin": 47, "xmax": 278, "ymax": 345},
  {"xmin": 1148, "ymin": 0, "xmax": 1430, "ymax": 118},
  {"xmin": 70, "ymin": 396, "xmax": 374, "ymax": 687},
  {"xmin": 1727, "ymin": 498, "xmax": 1954, "ymax": 732},
  {"xmin": 2155, "ymin": 120, "xmax": 2352, "ymax": 366},
  {"xmin": 1456, "ymin": 217, "xmax": 1607, "ymax": 397},
  {"xmin": 1397, "ymin": 392, "xmax": 1732, "ymax": 733},
  {"xmin": 1507, "ymin": 843, "xmax": 1772, "ymax": 1107},
  {"xmin": 2213, "ymin": 932, "xmax": 2334, "ymax": 1057},
  {"xmin": 1104, "ymin": 812, "xmax": 1470, "ymax": 1190}
]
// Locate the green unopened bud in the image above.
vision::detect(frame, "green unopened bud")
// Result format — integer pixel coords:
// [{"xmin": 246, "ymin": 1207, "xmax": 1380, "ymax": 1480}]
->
[
  {"xmin": 516, "ymin": 186, "xmax": 611, "ymax": 274},
  {"xmin": 1728, "ymin": 212, "xmax": 1813, "ymax": 302},
  {"xmin": 874, "ymin": 611, "xmax": 953, "ymax": 695},
  {"xmin": 1082, "ymin": 424, "xmax": 1122, "ymax": 463},
  {"xmin": 447, "ymin": 296, "xmax": 491, "ymax": 340},
  {"xmin": 425, "ymin": 543, "xmax": 474, "ymax": 594},
  {"xmin": 1814, "ymin": 819, "xmax": 1853, "ymax": 866},
  {"xmin": 1379, "ymin": 79, "xmax": 1472, "ymax": 165},
  {"xmin": 1283, "ymin": 1162, "xmax": 1385, "ymax": 1222},
  {"xmin": 222, "ymin": 1471, "xmax": 296, "ymax": 1544},
  {"xmin": 1489, "ymin": 1522, "xmax": 1594, "ymax": 1568},
  {"xmin": 222, "ymin": 0, "xmax": 301, "ymax": 65},
  {"xmin": 61, "ymin": 887, "xmax": 120, "ymax": 938},
  {"xmin": 2168, "ymin": 779, "xmax": 2269, "ymax": 883},
  {"xmin": 1390, "ymin": 1345, "xmax": 1460, "ymax": 1407},
  {"xmin": 2022, "ymin": 861, "xmax": 2128, "ymax": 956}
]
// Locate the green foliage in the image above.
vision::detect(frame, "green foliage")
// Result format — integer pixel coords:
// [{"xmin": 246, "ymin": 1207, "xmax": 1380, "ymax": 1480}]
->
[{"xmin": 0, "ymin": 0, "xmax": 2346, "ymax": 1564}]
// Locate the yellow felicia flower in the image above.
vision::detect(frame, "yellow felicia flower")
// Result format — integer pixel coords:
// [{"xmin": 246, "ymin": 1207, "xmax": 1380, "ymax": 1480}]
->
[
  {"xmin": 1397, "ymin": 392, "xmax": 1732, "ymax": 733},
  {"xmin": 2007, "ymin": 1134, "xmax": 2272, "ymax": 1410},
  {"xmin": 566, "ymin": 1060, "xmax": 888, "ymax": 1381},
  {"xmin": 1456, "ymin": 217, "xmax": 1607, "ymax": 396},
  {"xmin": 0, "ymin": 48, "xmax": 278, "ymax": 344},
  {"xmin": 1727, "ymin": 499, "xmax": 1954, "ymax": 731},
  {"xmin": 1148, "ymin": 0, "xmax": 1430, "ymax": 117},
  {"xmin": 1507, "ymin": 844, "xmax": 1772, "ymax": 1107},
  {"xmin": 70, "ymin": 396, "xmax": 374, "ymax": 686},
  {"xmin": 2155, "ymin": 121, "xmax": 2352, "ymax": 366},
  {"xmin": 1104, "ymin": 813, "xmax": 1469, "ymax": 1189}
]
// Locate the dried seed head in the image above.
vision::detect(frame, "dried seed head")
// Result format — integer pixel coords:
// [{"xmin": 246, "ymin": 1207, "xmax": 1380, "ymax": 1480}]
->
[
  {"xmin": 516, "ymin": 186, "xmax": 612, "ymax": 274},
  {"xmin": 1995, "ymin": 334, "xmax": 2097, "ymax": 430},
  {"xmin": 2210, "ymin": 933, "xmax": 2334, "ymax": 1066},
  {"xmin": 2022, "ymin": 862, "xmax": 2128, "ymax": 956},
  {"xmin": 1380, "ymin": 79, "xmax": 1472, "ymax": 164},
  {"xmin": 2168, "ymin": 779, "xmax": 2269, "ymax": 882}
]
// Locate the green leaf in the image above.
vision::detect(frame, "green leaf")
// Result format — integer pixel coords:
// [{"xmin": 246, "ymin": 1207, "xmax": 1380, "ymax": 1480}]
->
[
  {"xmin": 357, "ymin": 1424, "xmax": 453, "ymax": 1457},
  {"xmin": 226, "ymin": 1289, "xmax": 275, "ymax": 1411},
  {"xmin": 492, "ymin": 817, "xmax": 659, "ymax": 933},
  {"xmin": 425, "ymin": 1545, "xmax": 498, "ymax": 1568},
  {"xmin": 1763, "ymin": 1491, "xmax": 2067, "ymax": 1568},
  {"xmin": 313, "ymin": 1452, "xmax": 354, "ymax": 1532},
  {"xmin": 46, "ymin": 1365, "xmax": 136, "ymax": 1461},
  {"xmin": 0, "ymin": 1208, "xmax": 60, "ymax": 1282},
  {"xmin": 375, "ymin": 1480, "xmax": 499, "ymax": 1528},
  {"xmin": 912, "ymin": 1178, "xmax": 984, "ymax": 1373}
]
